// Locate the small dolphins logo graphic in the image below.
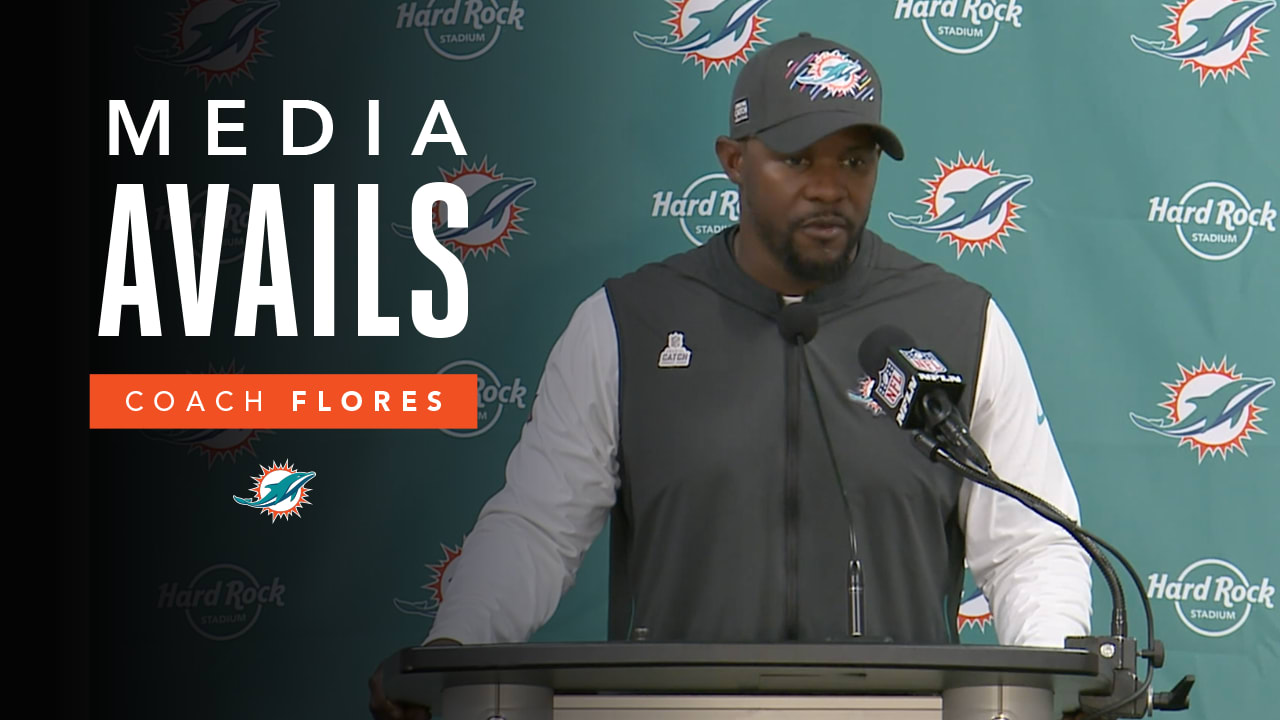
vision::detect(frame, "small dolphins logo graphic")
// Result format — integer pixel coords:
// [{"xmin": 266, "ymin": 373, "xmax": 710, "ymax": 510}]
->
[
  {"xmin": 234, "ymin": 461, "xmax": 316, "ymax": 522},
  {"xmin": 1131, "ymin": 0, "xmax": 1274, "ymax": 84},
  {"xmin": 393, "ymin": 541, "xmax": 465, "ymax": 618},
  {"xmin": 136, "ymin": 0, "xmax": 279, "ymax": 87},
  {"xmin": 633, "ymin": 0, "xmax": 773, "ymax": 77},
  {"xmin": 1129, "ymin": 358, "xmax": 1273, "ymax": 462},
  {"xmin": 888, "ymin": 153, "xmax": 1033, "ymax": 258},
  {"xmin": 787, "ymin": 49, "xmax": 874, "ymax": 100},
  {"xmin": 392, "ymin": 158, "xmax": 535, "ymax": 262}
]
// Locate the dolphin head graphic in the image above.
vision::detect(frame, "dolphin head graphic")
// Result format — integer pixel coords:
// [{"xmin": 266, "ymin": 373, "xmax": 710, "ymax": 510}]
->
[
  {"xmin": 470, "ymin": 177, "xmax": 536, "ymax": 229},
  {"xmin": 482, "ymin": 177, "xmax": 536, "ymax": 212},
  {"xmin": 940, "ymin": 173, "xmax": 1033, "ymax": 226},
  {"xmin": 276, "ymin": 471, "xmax": 316, "ymax": 501},
  {"xmin": 633, "ymin": 0, "xmax": 773, "ymax": 54},
  {"xmin": 972, "ymin": 173, "xmax": 1033, "ymax": 209},
  {"xmin": 799, "ymin": 60, "xmax": 856, "ymax": 84},
  {"xmin": 1206, "ymin": 376, "xmax": 1276, "ymax": 424},
  {"xmin": 389, "ymin": 176, "xmax": 536, "ymax": 243},
  {"xmin": 1231, "ymin": 1, "xmax": 1277, "ymax": 32},
  {"xmin": 218, "ymin": 0, "xmax": 281, "ymax": 51}
]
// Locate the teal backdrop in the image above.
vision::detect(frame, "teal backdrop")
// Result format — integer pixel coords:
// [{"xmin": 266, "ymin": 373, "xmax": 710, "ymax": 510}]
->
[{"xmin": 90, "ymin": 1, "xmax": 1278, "ymax": 718}]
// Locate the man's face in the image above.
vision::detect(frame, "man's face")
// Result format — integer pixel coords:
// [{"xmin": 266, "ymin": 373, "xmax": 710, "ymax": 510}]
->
[{"xmin": 725, "ymin": 126, "xmax": 880, "ymax": 285}]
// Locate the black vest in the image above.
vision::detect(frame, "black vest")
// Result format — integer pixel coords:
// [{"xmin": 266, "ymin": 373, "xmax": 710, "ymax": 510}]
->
[{"xmin": 603, "ymin": 227, "xmax": 991, "ymax": 644}]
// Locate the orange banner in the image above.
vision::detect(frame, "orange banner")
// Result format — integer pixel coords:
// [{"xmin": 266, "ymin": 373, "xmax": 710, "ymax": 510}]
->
[{"xmin": 89, "ymin": 374, "xmax": 478, "ymax": 429}]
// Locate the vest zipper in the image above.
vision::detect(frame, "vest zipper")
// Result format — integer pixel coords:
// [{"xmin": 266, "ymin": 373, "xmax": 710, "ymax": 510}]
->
[{"xmin": 784, "ymin": 344, "xmax": 801, "ymax": 640}]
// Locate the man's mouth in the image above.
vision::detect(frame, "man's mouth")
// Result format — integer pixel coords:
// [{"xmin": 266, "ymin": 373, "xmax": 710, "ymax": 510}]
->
[{"xmin": 798, "ymin": 216, "xmax": 849, "ymax": 240}]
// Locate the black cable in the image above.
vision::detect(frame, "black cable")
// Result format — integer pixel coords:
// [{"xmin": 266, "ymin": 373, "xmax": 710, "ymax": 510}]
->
[
  {"xmin": 1073, "ymin": 530, "xmax": 1156, "ymax": 720},
  {"xmin": 932, "ymin": 445, "xmax": 1127, "ymax": 638},
  {"xmin": 934, "ymin": 448, "xmax": 1155, "ymax": 720},
  {"xmin": 797, "ymin": 343, "xmax": 863, "ymax": 636}
]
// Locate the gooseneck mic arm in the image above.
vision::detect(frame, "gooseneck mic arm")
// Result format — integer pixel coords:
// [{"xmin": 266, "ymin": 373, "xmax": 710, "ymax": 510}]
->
[
  {"xmin": 922, "ymin": 438, "xmax": 1173, "ymax": 719},
  {"xmin": 856, "ymin": 324, "xmax": 1191, "ymax": 717},
  {"xmin": 914, "ymin": 398, "xmax": 1127, "ymax": 638}
]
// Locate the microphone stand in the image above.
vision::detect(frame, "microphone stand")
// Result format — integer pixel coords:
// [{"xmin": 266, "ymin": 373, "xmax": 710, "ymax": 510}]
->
[
  {"xmin": 780, "ymin": 302, "xmax": 876, "ymax": 641},
  {"xmin": 798, "ymin": 345, "xmax": 866, "ymax": 638},
  {"xmin": 913, "ymin": 429, "xmax": 1193, "ymax": 719}
]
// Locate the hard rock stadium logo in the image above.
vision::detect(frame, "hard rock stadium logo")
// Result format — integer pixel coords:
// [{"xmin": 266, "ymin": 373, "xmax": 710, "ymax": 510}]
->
[
  {"xmin": 158, "ymin": 563, "xmax": 286, "ymax": 641},
  {"xmin": 394, "ymin": 540, "xmax": 464, "ymax": 618},
  {"xmin": 633, "ymin": 0, "xmax": 773, "ymax": 77},
  {"xmin": 392, "ymin": 158, "xmax": 535, "ymax": 262},
  {"xmin": 435, "ymin": 359, "xmax": 528, "ymax": 438},
  {"xmin": 1131, "ymin": 0, "xmax": 1274, "ymax": 84},
  {"xmin": 393, "ymin": 0, "xmax": 527, "ymax": 61},
  {"xmin": 651, "ymin": 172, "xmax": 741, "ymax": 247},
  {"xmin": 887, "ymin": 152, "xmax": 1033, "ymax": 258},
  {"xmin": 152, "ymin": 187, "xmax": 253, "ymax": 266},
  {"xmin": 1148, "ymin": 558, "xmax": 1274, "ymax": 637},
  {"xmin": 1129, "ymin": 358, "xmax": 1273, "ymax": 462},
  {"xmin": 1146, "ymin": 180, "xmax": 1276, "ymax": 261},
  {"xmin": 892, "ymin": 0, "xmax": 1026, "ymax": 55},
  {"xmin": 135, "ymin": 0, "xmax": 279, "ymax": 87}
]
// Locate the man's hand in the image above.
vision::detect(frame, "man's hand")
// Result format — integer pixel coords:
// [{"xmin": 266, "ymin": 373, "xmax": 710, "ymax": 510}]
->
[{"xmin": 368, "ymin": 638, "xmax": 461, "ymax": 720}]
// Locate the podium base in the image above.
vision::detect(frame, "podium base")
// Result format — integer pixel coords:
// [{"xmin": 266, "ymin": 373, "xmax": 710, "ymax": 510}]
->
[
  {"xmin": 556, "ymin": 694, "xmax": 941, "ymax": 719},
  {"xmin": 943, "ymin": 684, "xmax": 1052, "ymax": 720},
  {"xmin": 436, "ymin": 687, "xmax": 1056, "ymax": 720},
  {"xmin": 443, "ymin": 683, "xmax": 554, "ymax": 720}
]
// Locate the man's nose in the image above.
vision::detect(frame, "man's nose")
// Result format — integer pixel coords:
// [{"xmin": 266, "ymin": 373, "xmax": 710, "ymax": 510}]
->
[{"xmin": 802, "ymin": 163, "xmax": 846, "ymax": 204}]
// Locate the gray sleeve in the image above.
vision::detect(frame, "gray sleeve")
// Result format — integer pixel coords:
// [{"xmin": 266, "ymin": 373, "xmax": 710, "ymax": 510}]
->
[{"xmin": 424, "ymin": 288, "xmax": 620, "ymax": 644}]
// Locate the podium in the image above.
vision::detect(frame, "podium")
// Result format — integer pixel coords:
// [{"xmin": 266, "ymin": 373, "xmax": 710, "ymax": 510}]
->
[{"xmin": 381, "ymin": 643, "xmax": 1109, "ymax": 720}]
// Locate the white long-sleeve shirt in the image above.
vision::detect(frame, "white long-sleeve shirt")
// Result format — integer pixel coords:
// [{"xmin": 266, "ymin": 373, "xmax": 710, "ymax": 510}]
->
[{"xmin": 425, "ymin": 290, "xmax": 1092, "ymax": 648}]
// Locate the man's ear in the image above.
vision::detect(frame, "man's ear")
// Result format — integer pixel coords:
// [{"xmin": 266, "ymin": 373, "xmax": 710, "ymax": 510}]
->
[{"xmin": 715, "ymin": 136, "xmax": 745, "ymax": 184}]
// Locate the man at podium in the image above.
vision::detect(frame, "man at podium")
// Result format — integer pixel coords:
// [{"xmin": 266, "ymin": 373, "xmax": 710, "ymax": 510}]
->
[{"xmin": 371, "ymin": 32, "xmax": 1091, "ymax": 720}]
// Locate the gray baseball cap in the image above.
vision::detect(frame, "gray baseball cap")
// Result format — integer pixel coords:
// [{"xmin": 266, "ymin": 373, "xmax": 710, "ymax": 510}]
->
[{"xmin": 728, "ymin": 33, "xmax": 904, "ymax": 160}]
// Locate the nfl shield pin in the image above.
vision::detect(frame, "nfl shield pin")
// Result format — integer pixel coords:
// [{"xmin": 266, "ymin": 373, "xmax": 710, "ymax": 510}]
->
[{"xmin": 658, "ymin": 332, "xmax": 692, "ymax": 368}]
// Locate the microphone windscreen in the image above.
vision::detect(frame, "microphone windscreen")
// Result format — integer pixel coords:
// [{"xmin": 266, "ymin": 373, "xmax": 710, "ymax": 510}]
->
[
  {"xmin": 777, "ymin": 302, "xmax": 819, "ymax": 344},
  {"xmin": 858, "ymin": 325, "xmax": 916, "ymax": 376}
]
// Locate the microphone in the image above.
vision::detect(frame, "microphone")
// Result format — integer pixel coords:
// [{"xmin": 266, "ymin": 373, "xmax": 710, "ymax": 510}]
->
[
  {"xmin": 776, "ymin": 302, "xmax": 867, "ymax": 639},
  {"xmin": 777, "ymin": 302, "xmax": 818, "ymax": 344},
  {"xmin": 855, "ymin": 325, "xmax": 1192, "ymax": 718},
  {"xmin": 855, "ymin": 324, "xmax": 1125, "ymax": 630},
  {"xmin": 856, "ymin": 326, "xmax": 991, "ymax": 471}
]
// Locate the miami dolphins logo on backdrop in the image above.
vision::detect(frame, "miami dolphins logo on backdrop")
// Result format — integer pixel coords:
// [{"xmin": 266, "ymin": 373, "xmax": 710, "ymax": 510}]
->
[
  {"xmin": 141, "ymin": 361, "xmax": 270, "ymax": 466},
  {"xmin": 392, "ymin": 158, "xmax": 535, "ymax": 262},
  {"xmin": 887, "ymin": 152, "xmax": 1033, "ymax": 258},
  {"xmin": 145, "ymin": 425, "xmax": 267, "ymax": 466},
  {"xmin": 233, "ymin": 461, "xmax": 316, "ymax": 522},
  {"xmin": 633, "ymin": 0, "xmax": 772, "ymax": 77},
  {"xmin": 394, "ymin": 540, "xmax": 465, "ymax": 618},
  {"xmin": 958, "ymin": 567, "xmax": 995, "ymax": 636},
  {"xmin": 1129, "ymin": 358, "xmax": 1274, "ymax": 462},
  {"xmin": 136, "ymin": 0, "xmax": 279, "ymax": 87},
  {"xmin": 958, "ymin": 588, "xmax": 994, "ymax": 632},
  {"xmin": 1131, "ymin": 0, "xmax": 1274, "ymax": 84}
]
